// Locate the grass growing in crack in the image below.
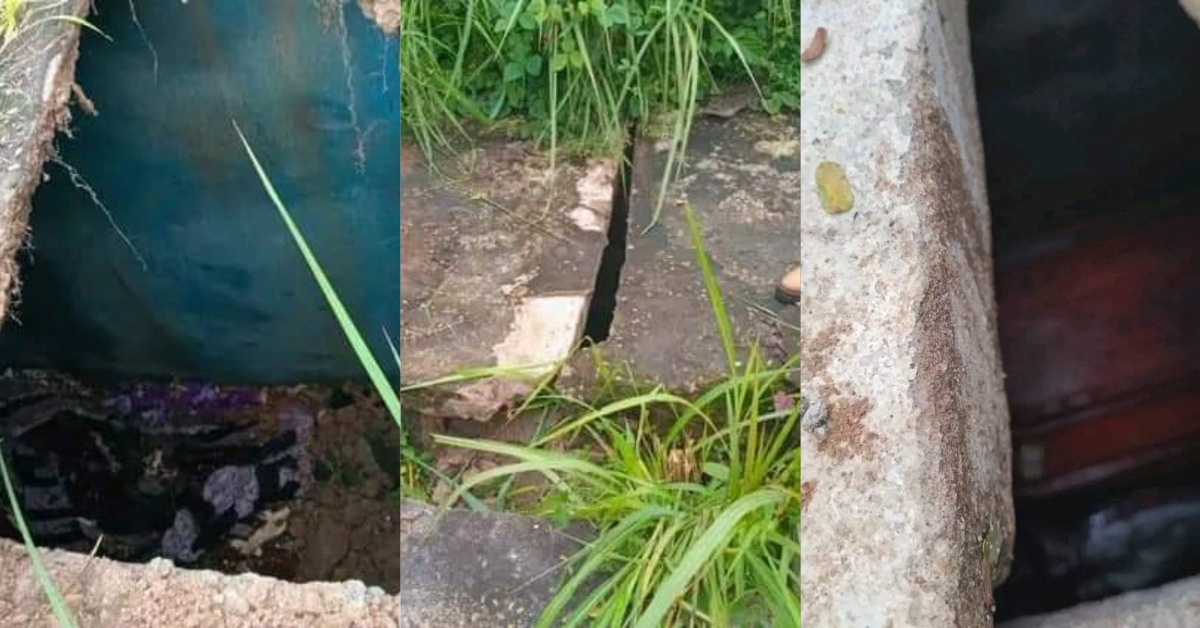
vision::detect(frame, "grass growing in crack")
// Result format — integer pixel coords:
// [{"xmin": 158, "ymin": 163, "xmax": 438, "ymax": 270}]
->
[
  {"xmin": 436, "ymin": 204, "xmax": 800, "ymax": 627},
  {"xmin": 400, "ymin": 0, "xmax": 800, "ymax": 226}
]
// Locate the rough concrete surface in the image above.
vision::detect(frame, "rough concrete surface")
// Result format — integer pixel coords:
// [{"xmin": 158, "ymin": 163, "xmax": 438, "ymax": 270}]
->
[
  {"xmin": 400, "ymin": 142, "xmax": 613, "ymax": 417},
  {"xmin": 1001, "ymin": 575, "xmax": 1200, "ymax": 628},
  {"xmin": 0, "ymin": 0, "xmax": 88, "ymax": 321},
  {"xmin": 398, "ymin": 500, "xmax": 589, "ymax": 627},
  {"xmin": 570, "ymin": 112, "xmax": 800, "ymax": 393},
  {"xmin": 1182, "ymin": 0, "xmax": 1200, "ymax": 25},
  {"xmin": 0, "ymin": 539, "xmax": 399, "ymax": 627},
  {"xmin": 800, "ymin": 0, "xmax": 1014, "ymax": 626}
]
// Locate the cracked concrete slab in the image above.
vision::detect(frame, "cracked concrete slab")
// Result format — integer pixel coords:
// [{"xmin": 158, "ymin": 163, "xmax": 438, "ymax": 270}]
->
[
  {"xmin": 565, "ymin": 112, "xmax": 800, "ymax": 394},
  {"xmin": 399, "ymin": 142, "xmax": 613, "ymax": 417},
  {"xmin": 799, "ymin": 0, "xmax": 1013, "ymax": 625}
]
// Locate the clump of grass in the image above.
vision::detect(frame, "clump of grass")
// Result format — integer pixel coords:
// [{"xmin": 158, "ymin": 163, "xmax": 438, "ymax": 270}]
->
[{"xmin": 437, "ymin": 204, "xmax": 800, "ymax": 627}]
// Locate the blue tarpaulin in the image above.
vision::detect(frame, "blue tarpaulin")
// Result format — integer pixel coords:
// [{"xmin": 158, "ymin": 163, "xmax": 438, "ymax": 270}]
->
[{"xmin": 0, "ymin": 0, "xmax": 399, "ymax": 383}]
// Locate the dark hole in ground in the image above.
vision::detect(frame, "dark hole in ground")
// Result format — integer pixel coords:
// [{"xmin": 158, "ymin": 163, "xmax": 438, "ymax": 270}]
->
[
  {"xmin": 971, "ymin": 0, "xmax": 1200, "ymax": 619},
  {"xmin": 0, "ymin": 371, "xmax": 401, "ymax": 592},
  {"xmin": 582, "ymin": 127, "xmax": 636, "ymax": 344}
]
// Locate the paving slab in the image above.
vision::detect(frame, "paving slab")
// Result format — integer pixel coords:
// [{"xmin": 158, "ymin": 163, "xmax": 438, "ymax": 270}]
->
[
  {"xmin": 400, "ymin": 142, "xmax": 614, "ymax": 418},
  {"xmin": 799, "ymin": 0, "xmax": 1013, "ymax": 626},
  {"xmin": 567, "ymin": 112, "xmax": 800, "ymax": 394},
  {"xmin": 1001, "ymin": 575, "xmax": 1200, "ymax": 628},
  {"xmin": 398, "ymin": 500, "xmax": 589, "ymax": 627}
]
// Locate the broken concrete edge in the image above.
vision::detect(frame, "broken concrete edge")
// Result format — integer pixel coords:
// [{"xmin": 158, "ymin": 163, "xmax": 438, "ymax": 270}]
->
[
  {"xmin": 0, "ymin": 0, "xmax": 88, "ymax": 323},
  {"xmin": 400, "ymin": 141, "xmax": 618, "ymax": 421},
  {"xmin": 0, "ymin": 539, "xmax": 400, "ymax": 627},
  {"xmin": 799, "ymin": 0, "xmax": 1013, "ymax": 626},
  {"xmin": 356, "ymin": 0, "xmax": 401, "ymax": 33},
  {"xmin": 1000, "ymin": 574, "xmax": 1200, "ymax": 628}
]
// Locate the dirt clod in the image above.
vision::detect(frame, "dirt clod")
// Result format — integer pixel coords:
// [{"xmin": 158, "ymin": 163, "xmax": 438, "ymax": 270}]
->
[
  {"xmin": 802, "ymin": 27, "xmax": 829, "ymax": 63},
  {"xmin": 801, "ymin": 481, "xmax": 818, "ymax": 512},
  {"xmin": 816, "ymin": 394, "xmax": 878, "ymax": 460}
]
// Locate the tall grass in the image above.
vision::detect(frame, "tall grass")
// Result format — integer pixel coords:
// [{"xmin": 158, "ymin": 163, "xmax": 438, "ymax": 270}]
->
[{"xmin": 400, "ymin": 0, "xmax": 798, "ymax": 225}]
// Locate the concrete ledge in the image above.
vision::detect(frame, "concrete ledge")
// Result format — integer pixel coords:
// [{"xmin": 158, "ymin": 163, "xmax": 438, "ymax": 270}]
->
[
  {"xmin": 799, "ymin": 0, "xmax": 1013, "ymax": 625},
  {"xmin": 1001, "ymin": 576, "xmax": 1200, "ymax": 628},
  {"xmin": 0, "ymin": 539, "xmax": 399, "ymax": 627},
  {"xmin": 0, "ymin": 0, "xmax": 88, "ymax": 321}
]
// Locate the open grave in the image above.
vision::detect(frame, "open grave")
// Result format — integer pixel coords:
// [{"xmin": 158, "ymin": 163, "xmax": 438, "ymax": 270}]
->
[
  {"xmin": 0, "ymin": 1, "xmax": 402, "ymax": 624},
  {"xmin": 972, "ymin": 0, "xmax": 1200, "ymax": 622},
  {"xmin": 801, "ymin": 0, "xmax": 1200, "ymax": 625}
]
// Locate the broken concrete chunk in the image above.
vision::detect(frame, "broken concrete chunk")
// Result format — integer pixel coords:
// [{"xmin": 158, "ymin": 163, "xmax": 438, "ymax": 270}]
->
[{"xmin": 437, "ymin": 378, "xmax": 534, "ymax": 422}]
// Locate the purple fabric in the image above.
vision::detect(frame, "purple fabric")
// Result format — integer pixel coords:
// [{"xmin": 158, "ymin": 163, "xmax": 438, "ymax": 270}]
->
[{"xmin": 107, "ymin": 382, "xmax": 264, "ymax": 423}]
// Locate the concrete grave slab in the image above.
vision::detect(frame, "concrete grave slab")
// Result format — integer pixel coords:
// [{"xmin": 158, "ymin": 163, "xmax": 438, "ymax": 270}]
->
[
  {"xmin": 398, "ymin": 500, "xmax": 589, "ymax": 627},
  {"xmin": 799, "ymin": 0, "xmax": 1013, "ymax": 626},
  {"xmin": 568, "ymin": 112, "xmax": 800, "ymax": 394},
  {"xmin": 400, "ymin": 142, "xmax": 614, "ymax": 418}
]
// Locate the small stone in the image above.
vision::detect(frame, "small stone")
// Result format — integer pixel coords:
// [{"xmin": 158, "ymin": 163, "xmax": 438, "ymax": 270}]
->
[
  {"xmin": 816, "ymin": 161, "xmax": 854, "ymax": 214},
  {"xmin": 801, "ymin": 393, "xmax": 829, "ymax": 439}
]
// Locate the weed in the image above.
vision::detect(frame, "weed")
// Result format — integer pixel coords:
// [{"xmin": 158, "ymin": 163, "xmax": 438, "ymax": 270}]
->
[{"xmin": 437, "ymin": 204, "xmax": 800, "ymax": 627}]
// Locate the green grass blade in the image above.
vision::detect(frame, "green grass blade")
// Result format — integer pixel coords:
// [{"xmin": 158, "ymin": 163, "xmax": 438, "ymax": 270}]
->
[
  {"xmin": 634, "ymin": 489, "xmax": 786, "ymax": 628},
  {"xmin": 233, "ymin": 121, "xmax": 401, "ymax": 426},
  {"xmin": 0, "ymin": 443, "xmax": 77, "ymax": 628}
]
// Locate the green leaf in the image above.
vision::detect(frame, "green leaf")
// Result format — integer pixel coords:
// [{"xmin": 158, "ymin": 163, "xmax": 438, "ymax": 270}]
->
[
  {"xmin": 525, "ymin": 54, "xmax": 544, "ymax": 77},
  {"xmin": 504, "ymin": 60, "xmax": 526, "ymax": 82},
  {"xmin": 550, "ymin": 53, "xmax": 568, "ymax": 73},
  {"xmin": 606, "ymin": 4, "xmax": 630, "ymax": 25}
]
